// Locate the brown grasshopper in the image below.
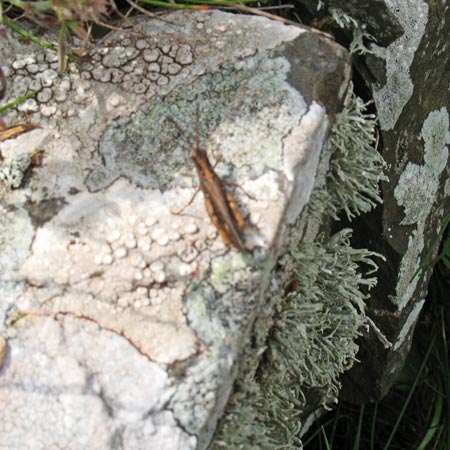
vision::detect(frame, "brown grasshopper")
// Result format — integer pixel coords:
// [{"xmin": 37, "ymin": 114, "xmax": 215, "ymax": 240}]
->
[{"xmin": 171, "ymin": 106, "xmax": 248, "ymax": 253}]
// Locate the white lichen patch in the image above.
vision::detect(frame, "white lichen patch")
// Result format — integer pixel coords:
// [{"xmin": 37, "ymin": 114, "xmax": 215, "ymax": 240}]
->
[
  {"xmin": 0, "ymin": 152, "xmax": 32, "ymax": 189},
  {"xmin": 330, "ymin": 8, "xmax": 376, "ymax": 55},
  {"xmin": 17, "ymin": 180, "xmax": 204, "ymax": 364},
  {"xmin": 371, "ymin": 0, "xmax": 429, "ymax": 130},
  {"xmin": 0, "ymin": 314, "xmax": 197, "ymax": 450},
  {"xmin": 393, "ymin": 107, "xmax": 450, "ymax": 309},
  {"xmin": 393, "ymin": 299, "xmax": 425, "ymax": 350}
]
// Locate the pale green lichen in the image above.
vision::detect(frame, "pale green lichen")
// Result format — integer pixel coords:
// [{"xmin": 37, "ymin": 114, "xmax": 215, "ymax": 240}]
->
[
  {"xmin": 330, "ymin": 8, "xmax": 376, "ymax": 55},
  {"xmin": 309, "ymin": 93, "xmax": 386, "ymax": 221},
  {"xmin": 370, "ymin": 0, "xmax": 428, "ymax": 131},
  {"xmin": 84, "ymin": 55, "xmax": 301, "ymax": 193},
  {"xmin": 212, "ymin": 231, "xmax": 380, "ymax": 450},
  {"xmin": 393, "ymin": 107, "xmax": 450, "ymax": 310},
  {"xmin": 211, "ymin": 91, "xmax": 385, "ymax": 449}
]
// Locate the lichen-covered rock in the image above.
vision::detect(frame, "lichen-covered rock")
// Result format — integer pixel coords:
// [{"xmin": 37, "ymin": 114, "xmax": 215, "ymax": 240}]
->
[
  {"xmin": 0, "ymin": 10, "xmax": 351, "ymax": 450},
  {"xmin": 318, "ymin": 1, "xmax": 450, "ymax": 403},
  {"xmin": 210, "ymin": 91, "xmax": 385, "ymax": 449},
  {"xmin": 298, "ymin": 0, "xmax": 403, "ymax": 48}
]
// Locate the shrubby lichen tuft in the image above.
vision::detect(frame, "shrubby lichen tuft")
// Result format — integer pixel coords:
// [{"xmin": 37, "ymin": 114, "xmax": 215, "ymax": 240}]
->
[
  {"xmin": 211, "ymin": 92, "xmax": 386, "ymax": 449},
  {"xmin": 320, "ymin": 93, "xmax": 386, "ymax": 220},
  {"xmin": 212, "ymin": 231, "xmax": 380, "ymax": 450},
  {"xmin": 330, "ymin": 8, "xmax": 376, "ymax": 55}
]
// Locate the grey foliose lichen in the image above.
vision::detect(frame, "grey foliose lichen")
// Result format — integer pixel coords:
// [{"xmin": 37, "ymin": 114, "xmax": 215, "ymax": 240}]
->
[{"xmin": 211, "ymin": 92, "xmax": 385, "ymax": 449}]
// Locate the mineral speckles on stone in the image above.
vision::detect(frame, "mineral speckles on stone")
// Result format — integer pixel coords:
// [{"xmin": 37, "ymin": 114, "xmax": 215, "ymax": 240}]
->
[
  {"xmin": 17, "ymin": 98, "xmax": 39, "ymax": 113},
  {"xmin": 5, "ymin": 52, "xmax": 93, "ymax": 122},
  {"xmin": 138, "ymin": 236, "xmax": 152, "ymax": 252},
  {"xmin": 147, "ymin": 226, "xmax": 170, "ymax": 247},
  {"xmin": 184, "ymin": 223, "xmax": 199, "ymax": 235},
  {"xmin": 125, "ymin": 232, "xmax": 138, "ymax": 249},
  {"xmin": 36, "ymin": 88, "xmax": 53, "ymax": 104},
  {"xmin": 177, "ymin": 244, "xmax": 199, "ymax": 263},
  {"xmin": 114, "ymin": 246, "xmax": 127, "ymax": 259},
  {"xmin": 107, "ymin": 230, "xmax": 121, "ymax": 243},
  {"xmin": 146, "ymin": 217, "xmax": 157, "ymax": 227},
  {"xmin": 86, "ymin": 208, "xmax": 204, "ymax": 294},
  {"xmin": 5, "ymin": 33, "xmax": 194, "ymax": 124}
]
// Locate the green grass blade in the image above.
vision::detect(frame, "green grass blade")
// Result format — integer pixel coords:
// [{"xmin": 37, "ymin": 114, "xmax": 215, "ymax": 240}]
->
[
  {"xmin": 382, "ymin": 332, "xmax": 437, "ymax": 450},
  {"xmin": 320, "ymin": 425, "xmax": 332, "ymax": 450},
  {"xmin": 353, "ymin": 404, "xmax": 365, "ymax": 450},
  {"xmin": 3, "ymin": 0, "xmax": 53, "ymax": 12},
  {"xmin": 57, "ymin": 23, "xmax": 68, "ymax": 73},
  {"xmin": 416, "ymin": 380, "xmax": 444, "ymax": 450},
  {"xmin": 2, "ymin": 17, "xmax": 58, "ymax": 52},
  {"xmin": 440, "ymin": 316, "xmax": 450, "ymax": 449},
  {"xmin": 1, "ymin": 17, "xmax": 79, "ymax": 64},
  {"xmin": 370, "ymin": 402, "xmax": 378, "ymax": 450},
  {"xmin": 0, "ymin": 90, "xmax": 37, "ymax": 115}
]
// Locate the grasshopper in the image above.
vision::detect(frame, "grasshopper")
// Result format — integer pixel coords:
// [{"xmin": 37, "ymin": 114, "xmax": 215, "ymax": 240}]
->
[{"xmin": 171, "ymin": 106, "xmax": 248, "ymax": 253}]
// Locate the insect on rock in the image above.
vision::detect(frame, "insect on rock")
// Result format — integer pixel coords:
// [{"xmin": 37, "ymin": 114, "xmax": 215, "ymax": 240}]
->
[{"xmin": 170, "ymin": 106, "xmax": 249, "ymax": 254}]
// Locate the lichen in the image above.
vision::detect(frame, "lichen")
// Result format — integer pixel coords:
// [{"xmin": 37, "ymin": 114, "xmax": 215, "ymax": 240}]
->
[
  {"xmin": 309, "ymin": 93, "xmax": 386, "ymax": 221},
  {"xmin": 0, "ymin": 152, "xmax": 32, "ymax": 189},
  {"xmin": 330, "ymin": 8, "xmax": 376, "ymax": 55},
  {"xmin": 211, "ymin": 92, "xmax": 385, "ymax": 449},
  {"xmin": 85, "ymin": 54, "xmax": 300, "ymax": 193},
  {"xmin": 370, "ymin": 0, "xmax": 429, "ymax": 130},
  {"xmin": 393, "ymin": 107, "xmax": 450, "ymax": 310},
  {"xmin": 211, "ymin": 230, "xmax": 380, "ymax": 450}
]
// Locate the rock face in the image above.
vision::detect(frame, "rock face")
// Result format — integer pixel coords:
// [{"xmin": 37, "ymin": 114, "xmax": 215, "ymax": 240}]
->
[
  {"xmin": 0, "ymin": 11, "xmax": 351, "ymax": 450},
  {"xmin": 301, "ymin": 1, "xmax": 450, "ymax": 403}
]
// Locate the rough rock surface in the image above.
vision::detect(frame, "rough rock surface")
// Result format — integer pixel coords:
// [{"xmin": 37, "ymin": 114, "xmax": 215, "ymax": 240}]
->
[
  {"xmin": 317, "ymin": 1, "xmax": 450, "ymax": 402},
  {"xmin": 0, "ymin": 10, "xmax": 350, "ymax": 450}
]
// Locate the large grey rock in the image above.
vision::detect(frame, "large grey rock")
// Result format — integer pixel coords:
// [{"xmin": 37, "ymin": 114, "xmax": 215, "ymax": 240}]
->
[
  {"xmin": 313, "ymin": 1, "xmax": 450, "ymax": 403},
  {"xmin": 0, "ymin": 10, "xmax": 350, "ymax": 449}
]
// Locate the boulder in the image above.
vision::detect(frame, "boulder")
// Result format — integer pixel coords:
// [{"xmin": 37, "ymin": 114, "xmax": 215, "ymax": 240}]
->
[{"xmin": 0, "ymin": 10, "xmax": 352, "ymax": 449}]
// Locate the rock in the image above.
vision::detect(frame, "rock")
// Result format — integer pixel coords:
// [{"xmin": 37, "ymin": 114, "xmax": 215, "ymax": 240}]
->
[
  {"xmin": 297, "ymin": 0, "xmax": 404, "ymax": 47},
  {"xmin": 313, "ymin": 1, "xmax": 450, "ymax": 403},
  {"xmin": 0, "ymin": 10, "xmax": 351, "ymax": 450}
]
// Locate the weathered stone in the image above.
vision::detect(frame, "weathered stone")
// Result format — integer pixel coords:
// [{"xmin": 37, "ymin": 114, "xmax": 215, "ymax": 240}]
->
[
  {"xmin": 297, "ymin": 0, "xmax": 404, "ymax": 47},
  {"xmin": 333, "ymin": 1, "xmax": 450, "ymax": 403},
  {"xmin": 0, "ymin": 10, "xmax": 350, "ymax": 450}
]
